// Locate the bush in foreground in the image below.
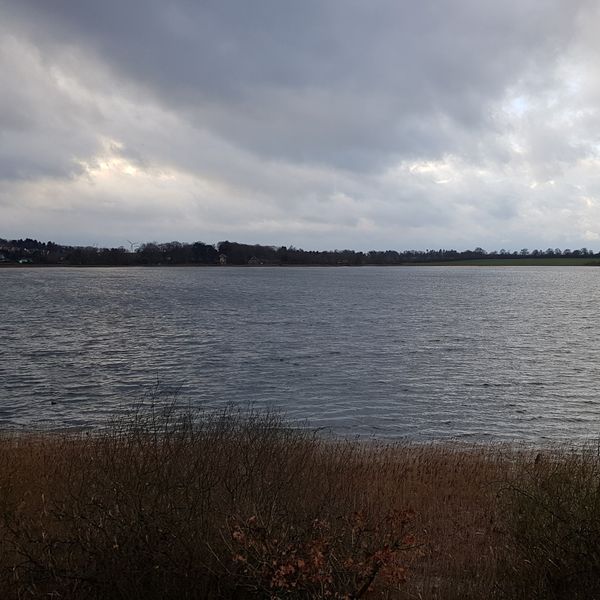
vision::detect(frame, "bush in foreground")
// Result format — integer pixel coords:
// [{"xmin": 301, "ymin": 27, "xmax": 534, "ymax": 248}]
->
[{"xmin": 0, "ymin": 406, "xmax": 425, "ymax": 599}]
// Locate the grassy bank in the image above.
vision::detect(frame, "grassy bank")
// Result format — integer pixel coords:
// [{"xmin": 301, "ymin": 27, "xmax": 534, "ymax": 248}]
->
[
  {"xmin": 0, "ymin": 407, "xmax": 598, "ymax": 599},
  {"xmin": 423, "ymin": 257, "xmax": 600, "ymax": 266}
]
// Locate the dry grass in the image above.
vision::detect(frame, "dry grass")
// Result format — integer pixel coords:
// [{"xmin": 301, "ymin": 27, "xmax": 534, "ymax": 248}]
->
[
  {"xmin": 0, "ymin": 404, "xmax": 593, "ymax": 599},
  {"xmin": 498, "ymin": 445, "xmax": 600, "ymax": 599}
]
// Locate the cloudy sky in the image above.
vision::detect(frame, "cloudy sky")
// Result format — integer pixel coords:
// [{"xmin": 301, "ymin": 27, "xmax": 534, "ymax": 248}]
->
[{"xmin": 2, "ymin": 1, "xmax": 600, "ymax": 251}]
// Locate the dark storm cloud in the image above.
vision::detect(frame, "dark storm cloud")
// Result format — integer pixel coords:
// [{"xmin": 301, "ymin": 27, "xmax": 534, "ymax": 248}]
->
[{"xmin": 4, "ymin": 0, "xmax": 587, "ymax": 170}]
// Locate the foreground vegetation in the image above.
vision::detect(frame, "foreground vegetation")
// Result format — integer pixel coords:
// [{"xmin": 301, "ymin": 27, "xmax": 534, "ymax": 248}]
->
[{"xmin": 0, "ymin": 406, "xmax": 598, "ymax": 598}]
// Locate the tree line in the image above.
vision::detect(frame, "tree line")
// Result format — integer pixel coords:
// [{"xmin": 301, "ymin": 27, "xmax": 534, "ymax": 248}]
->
[{"xmin": 0, "ymin": 237, "xmax": 597, "ymax": 266}]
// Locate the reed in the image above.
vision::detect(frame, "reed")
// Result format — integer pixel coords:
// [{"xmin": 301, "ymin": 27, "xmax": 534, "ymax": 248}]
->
[
  {"xmin": 498, "ymin": 444, "xmax": 600, "ymax": 598},
  {"xmin": 0, "ymin": 403, "xmax": 592, "ymax": 599}
]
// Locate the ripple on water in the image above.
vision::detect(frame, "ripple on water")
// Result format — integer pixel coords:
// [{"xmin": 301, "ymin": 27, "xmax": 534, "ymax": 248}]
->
[{"xmin": 2, "ymin": 266, "xmax": 600, "ymax": 442}]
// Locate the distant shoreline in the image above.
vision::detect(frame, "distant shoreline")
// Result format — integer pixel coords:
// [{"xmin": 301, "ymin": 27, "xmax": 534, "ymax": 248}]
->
[
  {"xmin": 4, "ymin": 237, "xmax": 599, "ymax": 268},
  {"xmin": 2, "ymin": 258, "xmax": 600, "ymax": 269}
]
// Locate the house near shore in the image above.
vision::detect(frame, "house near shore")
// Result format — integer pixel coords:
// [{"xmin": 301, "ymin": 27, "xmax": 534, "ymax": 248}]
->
[{"xmin": 219, "ymin": 253, "xmax": 227, "ymax": 265}]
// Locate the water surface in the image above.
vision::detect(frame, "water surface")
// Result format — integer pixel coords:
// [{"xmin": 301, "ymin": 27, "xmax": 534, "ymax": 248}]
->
[{"xmin": 1, "ymin": 266, "xmax": 599, "ymax": 442}]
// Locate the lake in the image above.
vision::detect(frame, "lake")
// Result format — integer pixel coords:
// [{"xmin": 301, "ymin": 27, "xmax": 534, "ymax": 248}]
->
[{"xmin": 1, "ymin": 266, "xmax": 599, "ymax": 442}]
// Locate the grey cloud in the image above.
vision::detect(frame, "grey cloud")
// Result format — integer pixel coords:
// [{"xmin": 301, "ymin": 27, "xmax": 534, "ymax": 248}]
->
[
  {"xmin": 4, "ymin": 0, "xmax": 591, "ymax": 171},
  {"xmin": 0, "ymin": 33, "xmax": 103, "ymax": 182}
]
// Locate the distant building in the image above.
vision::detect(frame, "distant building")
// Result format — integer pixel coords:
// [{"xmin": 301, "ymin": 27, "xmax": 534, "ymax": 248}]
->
[
  {"xmin": 248, "ymin": 256, "xmax": 262, "ymax": 265},
  {"xmin": 219, "ymin": 253, "xmax": 227, "ymax": 265}
]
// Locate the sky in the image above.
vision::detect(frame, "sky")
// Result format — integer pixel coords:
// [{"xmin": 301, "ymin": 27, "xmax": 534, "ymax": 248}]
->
[{"xmin": 2, "ymin": 0, "xmax": 600, "ymax": 251}]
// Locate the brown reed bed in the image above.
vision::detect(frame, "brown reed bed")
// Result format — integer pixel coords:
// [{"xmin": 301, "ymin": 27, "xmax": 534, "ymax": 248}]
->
[{"xmin": 0, "ymin": 404, "xmax": 597, "ymax": 599}]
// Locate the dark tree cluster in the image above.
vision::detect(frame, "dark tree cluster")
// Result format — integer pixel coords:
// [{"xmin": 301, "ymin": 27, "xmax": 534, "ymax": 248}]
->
[
  {"xmin": 0, "ymin": 239, "xmax": 218, "ymax": 266},
  {"xmin": 0, "ymin": 237, "xmax": 598, "ymax": 266}
]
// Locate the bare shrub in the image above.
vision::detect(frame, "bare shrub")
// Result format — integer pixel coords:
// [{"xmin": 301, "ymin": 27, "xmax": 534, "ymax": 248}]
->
[{"xmin": 0, "ymin": 401, "xmax": 562, "ymax": 599}]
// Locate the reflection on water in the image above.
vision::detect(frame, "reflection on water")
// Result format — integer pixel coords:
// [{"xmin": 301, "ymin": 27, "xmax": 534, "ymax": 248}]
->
[{"xmin": 1, "ymin": 266, "xmax": 600, "ymax": 442}]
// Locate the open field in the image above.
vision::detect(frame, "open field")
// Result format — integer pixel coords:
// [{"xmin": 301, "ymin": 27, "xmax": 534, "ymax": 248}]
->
[
  {"xmin": 0, "ymin": 407, "xmax": 598, "ymax": 598},
  {"xmin": 423, "ymin": 257, "xmax": 600, "ymax": 266}
]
